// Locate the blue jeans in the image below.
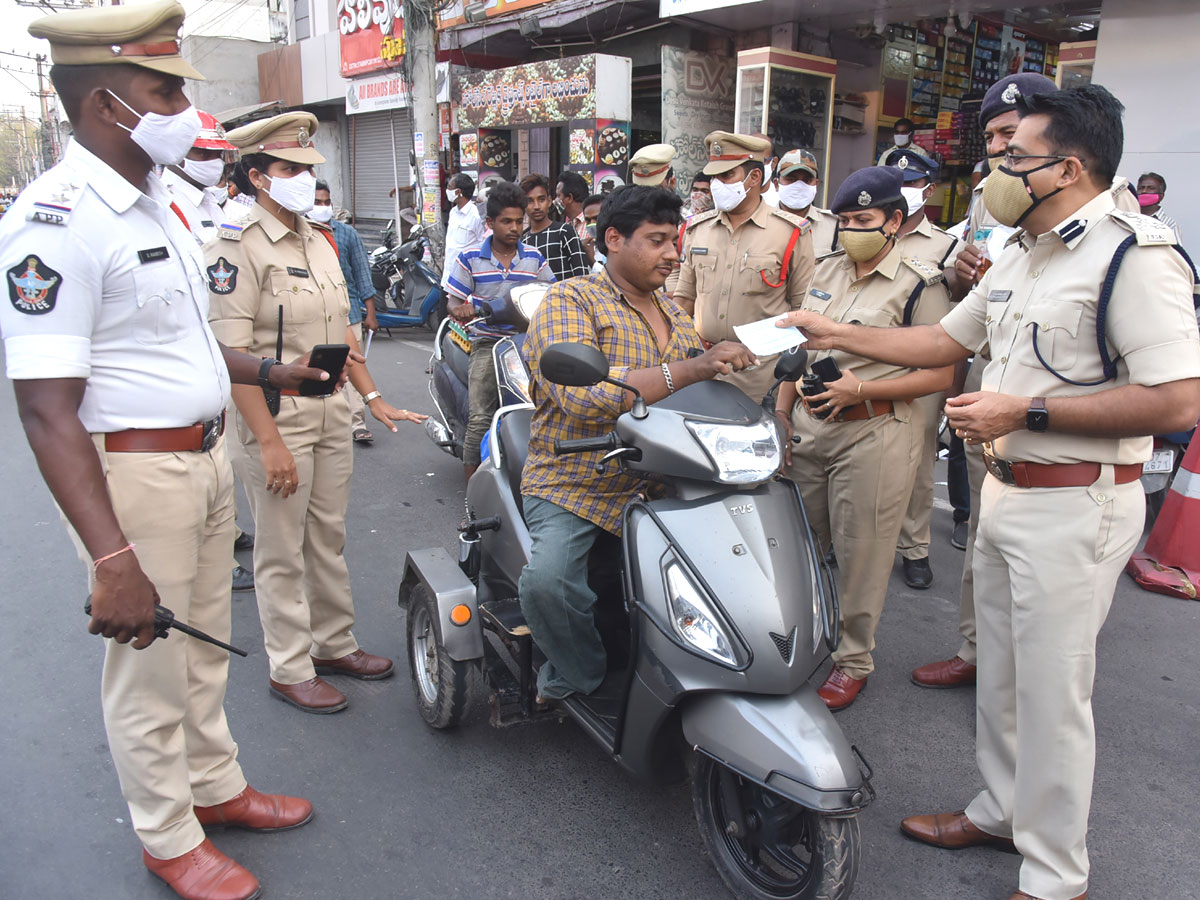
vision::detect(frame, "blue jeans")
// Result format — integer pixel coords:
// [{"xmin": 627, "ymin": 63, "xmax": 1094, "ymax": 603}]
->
[{"xmin": 518, "ymin": 496, "xmax": 608, "ymax": 699}]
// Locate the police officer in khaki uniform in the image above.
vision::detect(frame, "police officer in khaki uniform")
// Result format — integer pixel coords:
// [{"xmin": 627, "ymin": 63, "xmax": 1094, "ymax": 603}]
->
[
  {"xmin": 2, "ymin": 5, "xmax": 324, "ymax": 898},
  {"xmin": 884, "ymin": 148, "xmax": 960, "ymax": 590},
  {"xmin": 775, "ymin": 148, "xmax": 840, "ymax": 260},
  {"xmin": 206, "ymin": 112, "xmax": 425, "ymax": 714},
  {"xmin": 674, "ymin": 131, "xmax": 816, "ymax": 401},
  {"xmin": 774, "ymin": 166, "xmax": 953, "ymax": 711},
  {"xmin": 629, "ymin": 143, "xmax": 677, "ymax": 190},
  {"xmin": 914, "ymin": 71, "xmax": 1142, "ymax": 689},
  {"xmin": 783, "ymin": 84, "xmax": 1200, "ymax": 900}
]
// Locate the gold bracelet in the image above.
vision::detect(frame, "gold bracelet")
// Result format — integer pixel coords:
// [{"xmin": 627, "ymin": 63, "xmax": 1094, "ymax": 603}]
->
[{"xmin": 857, "ymin": 382, "xmax": 864, "ymax": 397}]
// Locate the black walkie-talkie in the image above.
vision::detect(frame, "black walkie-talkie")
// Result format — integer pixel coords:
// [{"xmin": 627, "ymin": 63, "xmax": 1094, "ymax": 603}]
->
[{"xmin": 264, "ymin": 303, "xmax": 282, "ymax": 416}]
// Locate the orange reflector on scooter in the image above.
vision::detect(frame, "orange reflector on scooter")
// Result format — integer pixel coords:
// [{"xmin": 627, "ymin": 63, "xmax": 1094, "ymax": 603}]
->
[{"xmin": 450, "ymin": 604, "xmax": 472, "ymax": 626}]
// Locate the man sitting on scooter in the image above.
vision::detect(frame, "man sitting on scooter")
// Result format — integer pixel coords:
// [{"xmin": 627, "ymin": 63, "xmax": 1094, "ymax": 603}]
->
[
  {"xmin": 520, "ymin": 185, "xmax": 757, "ymax": 700},
  {"xmin": 446, "ymin": 181, "xmax": 555, "ymax": 483}
]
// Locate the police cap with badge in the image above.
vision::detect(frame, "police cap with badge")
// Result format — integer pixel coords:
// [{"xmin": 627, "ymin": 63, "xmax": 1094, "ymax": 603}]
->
[
  {"xmin": 830, "ymin": 165, "xmax": 904, "ymax": 214},
  {"xmin": 629, "ymin": 144, "xmax": 675, "ymax": 186},
  {"xmin": 701, "ymin": 131, "xmax": 772, "ymax": 175},
  {"xmin": 979, "ymin": 72, "xmax": 1057, "ymax": 128},
  {"xmin": 881, "ymin": 148, "xmax": 939, "ymax": 183},
  {"xmin": 226, "ymin": 112, "xmax": 326, "ymax": 166}
]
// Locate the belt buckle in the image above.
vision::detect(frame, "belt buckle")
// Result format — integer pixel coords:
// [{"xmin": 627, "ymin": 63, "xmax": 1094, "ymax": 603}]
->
[
  {"xmin": 200, "ymin": 415, "xmax": 222, "ymax": 452},
  {"xmin": 984, "ymin": 453, "xmax": 1015, "ymax": 485}
]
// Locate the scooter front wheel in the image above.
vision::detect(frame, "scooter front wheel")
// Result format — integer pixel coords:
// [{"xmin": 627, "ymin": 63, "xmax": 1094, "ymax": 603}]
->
[
  {"xmin": 691, "ymin": 754, "xmax": 859, "ymax": 900},
  {"xmin": 406, "ymin": 584, "xmax": 471, "ymax": 729}
]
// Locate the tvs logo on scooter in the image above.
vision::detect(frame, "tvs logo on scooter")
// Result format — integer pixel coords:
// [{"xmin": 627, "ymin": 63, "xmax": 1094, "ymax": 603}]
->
[{"xmin": 729, "ymin": 503, "xmax": 754, "ymax": 516}]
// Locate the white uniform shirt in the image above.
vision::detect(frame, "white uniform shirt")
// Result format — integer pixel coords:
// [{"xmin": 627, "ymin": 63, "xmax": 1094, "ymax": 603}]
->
[
  {"xmin": 162, "ymin": 168, "xmax": 223, "ymax": 245},
  {"xmin": 442, "ymin": 200, "xmax": 488, "ymax": 286},
  {"xmin": 0, "ymin": 140, "xmax": 230, "ymax": 432}
]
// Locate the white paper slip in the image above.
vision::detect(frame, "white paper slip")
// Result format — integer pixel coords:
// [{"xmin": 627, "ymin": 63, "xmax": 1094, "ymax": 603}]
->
[
  {"xmin": 364, "ymin": 329, "xmax": 374, "ymax": 360},
  {"xmin": 733, "ymin": 313, "xmax": 807, "ymax": 358}
]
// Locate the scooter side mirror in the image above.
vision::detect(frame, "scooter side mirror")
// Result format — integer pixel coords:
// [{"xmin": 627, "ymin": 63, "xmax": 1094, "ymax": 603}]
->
[
  {"xmin": 540, "ymin": 342, "xmax": 610, "ymax": 387},
  {"xmin": 774, "ymin": 346, "xmax": 808, "ymax": 383}
]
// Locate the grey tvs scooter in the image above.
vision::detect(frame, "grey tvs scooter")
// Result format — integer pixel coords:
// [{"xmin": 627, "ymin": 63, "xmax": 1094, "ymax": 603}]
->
[{"xmin": 398, "ymin": 343, "xmax": 873, "ymax": 900}]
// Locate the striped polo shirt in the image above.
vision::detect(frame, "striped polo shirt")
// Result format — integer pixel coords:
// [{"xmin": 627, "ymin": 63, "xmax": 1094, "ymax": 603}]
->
[{"xmin": 445, "ymin": 235, "xmax": 554, "ymax": 339}]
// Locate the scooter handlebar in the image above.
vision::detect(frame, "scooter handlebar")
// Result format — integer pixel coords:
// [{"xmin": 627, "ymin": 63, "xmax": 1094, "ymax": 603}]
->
[{"xmin": 554, "ymin": 433, "xmax": 619, "ymax": 455}]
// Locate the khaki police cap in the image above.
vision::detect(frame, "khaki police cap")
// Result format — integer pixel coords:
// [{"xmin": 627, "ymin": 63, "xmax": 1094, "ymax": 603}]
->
[
  {"xmin": 702, "ymin": 131, "xmax": 771, "ymax": 176},
  {"xmin": 226, "ymin": 112, "xmax": 325, "ymax": 165},
  {"xmin": 629, "ymin": 143, "xmax": 675, "ymax": 186},
  {"xmin": 27, "ymin": 0, "xmax": 203, "ymax": 81},
  {"xmin": 778, "ymin": 149, "xmax": 819, "ymax": 179}
]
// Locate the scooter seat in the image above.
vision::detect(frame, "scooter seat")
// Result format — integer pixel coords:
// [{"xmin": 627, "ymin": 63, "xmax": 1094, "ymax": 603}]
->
[{"xmin": 496, "ymin": 406, "xmax": 532, "ymax": 512}]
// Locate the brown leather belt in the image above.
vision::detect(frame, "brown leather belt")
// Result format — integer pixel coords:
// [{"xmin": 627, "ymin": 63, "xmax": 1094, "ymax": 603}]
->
[
  {"xmin": 804, "ymin": 397, "xmax": 893, "ymax": 422},
  {"xmin": 983, "ymin": 453, "xmax": 1142, "ymax": 489},
  {"xmin": 104, "ymin": 413, "xmax": 224, "ymax": 453}
]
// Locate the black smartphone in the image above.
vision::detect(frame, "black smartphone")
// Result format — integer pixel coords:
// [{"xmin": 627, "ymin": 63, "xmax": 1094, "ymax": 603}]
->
[
  {"xmin": 811, "ymin": 357, "xmax": 843, "ymax": 384},
  {"xmin": 299, "ymin": 343, "xmax": 350, "ymax": 396}
]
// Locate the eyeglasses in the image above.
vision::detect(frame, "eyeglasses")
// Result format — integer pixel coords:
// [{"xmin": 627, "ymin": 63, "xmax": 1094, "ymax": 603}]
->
[{"xmin": 1003, "ymin": 152, "xmax": 1086, "ymax": 170}]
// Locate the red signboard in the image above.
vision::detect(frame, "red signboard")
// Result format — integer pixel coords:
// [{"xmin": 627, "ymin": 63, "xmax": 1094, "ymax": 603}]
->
[{"xmin": 338, "ymin": 0, "xmax": 406, "ymax": 78}]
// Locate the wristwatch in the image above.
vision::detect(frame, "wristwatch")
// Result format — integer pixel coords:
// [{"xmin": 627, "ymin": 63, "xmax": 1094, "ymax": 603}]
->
[
  {"xmin": 258, "ymin": 358, "xmax": 279, "ymax": 390},
  {"xmin": 362, "ymin": 390, "xmax": 382, "ymax": 404},
  {"xmin": 1026, "ymin": 397, "xmax": 1049, "ymax": 433}
]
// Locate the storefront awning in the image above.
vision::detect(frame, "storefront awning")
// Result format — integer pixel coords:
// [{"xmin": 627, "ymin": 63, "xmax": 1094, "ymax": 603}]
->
[{"xmin": 441, "ymin": 0, "xmax": 655, "ymax": 57}]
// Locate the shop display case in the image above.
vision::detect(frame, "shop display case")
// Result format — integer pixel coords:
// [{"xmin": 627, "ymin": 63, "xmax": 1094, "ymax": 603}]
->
[{"xmin": 735, "ymin": 48, "xmax": 836, "ymax": 207}]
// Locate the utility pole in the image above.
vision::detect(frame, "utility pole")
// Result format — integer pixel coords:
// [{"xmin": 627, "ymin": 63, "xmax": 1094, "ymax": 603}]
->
[
  {"xmin": 34, "ymin": 54, "xmax": 55, "ymax": 171},
  {"xmin": 404, "ymin": 0, "xmax": 444, "ymax": 270}
]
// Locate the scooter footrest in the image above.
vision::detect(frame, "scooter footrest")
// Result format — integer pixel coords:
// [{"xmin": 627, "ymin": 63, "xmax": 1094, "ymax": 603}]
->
[{"xmin": 479, "ymin": 597, "xmax": 530, "ymax": 639}]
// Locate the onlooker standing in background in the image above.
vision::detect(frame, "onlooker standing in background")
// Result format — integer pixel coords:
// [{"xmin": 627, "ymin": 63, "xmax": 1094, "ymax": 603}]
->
[
  {"xmin": 1137, "ymin": 172, "xmax": 1181, "ymax": 241},
  {"xmin": 520, "ymin": 174, "xmax": 589, "ymax": 282},
  {"xmin": 582, "ymin": 193, "xmax": 605, "ymax": 272},
  {"xmin": 877, "ymin": 117, "xmax": 916, "ymax": 165},
  {"xmin": 686, "ymin": 171, "xmax": 712, "ymax": 217},
  {"xmin": 443, "ymin": 172, "xmax": 488, "ymax": 287},
  {"xmin": 313, "ymin": 181, "xmax": 381, "ymax": 444},
  {"xmin": 556, "ymin": 171, "xmax": 592, "ymax": 255}
]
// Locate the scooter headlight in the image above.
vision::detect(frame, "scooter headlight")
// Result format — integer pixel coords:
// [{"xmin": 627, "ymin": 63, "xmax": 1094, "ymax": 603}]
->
[
  {"xmin": 664, "ymin": 561, "xmax": 746, "ymax": 668},
  {"xmin": 499, "ymin": 346, "xmax": 532, "ymax": 403},
  {"xmin": 685, "ymin": 420, "xmax": 781, "ymax": 484}
]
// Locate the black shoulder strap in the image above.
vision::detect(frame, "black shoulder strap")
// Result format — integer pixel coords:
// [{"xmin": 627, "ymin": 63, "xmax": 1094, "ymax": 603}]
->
[{"xmin": 902, "ymin": 279, "xmax": 925, "ymax": 326}]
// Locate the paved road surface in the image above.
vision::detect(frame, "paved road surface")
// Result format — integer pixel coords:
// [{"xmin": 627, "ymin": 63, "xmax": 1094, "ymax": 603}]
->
[{"xmin": 1, "ymin": 331, "xmax": 1196, "ymax": 900}]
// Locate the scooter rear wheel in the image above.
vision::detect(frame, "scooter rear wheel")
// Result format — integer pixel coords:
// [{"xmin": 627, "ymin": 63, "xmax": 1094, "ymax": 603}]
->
[
  {"xmin": 691, "ymin": 754, "xmax": 859, "ymax": 900},
  {"xmin": 406, "ymin": 584, "xmax": 471, "ymax": 729}
]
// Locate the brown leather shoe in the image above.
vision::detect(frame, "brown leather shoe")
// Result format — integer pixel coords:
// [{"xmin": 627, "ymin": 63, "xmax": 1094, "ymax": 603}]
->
[
  {"xmin": 911, "ymin": 655, "xmax": 977, "ymax": 688},
  {"xmin": 900, "ymin": 810, "xmax": 1017, "ymax": 852},
  {"xmin": 817, "ymin": 666, "xmax": 867, "ymax": 711},
  {"xmin": 195, "ymin": 785, "xmax": 314, "ymax": 832},
  {"xmin": 311, "ymin": 648, "xmax": 394, "ymax": 680},
  {"xmin": 269, "ymin": 676, "xmax": 348, "ymax": 714},
  {"xmin": 1007, "ymin": 893, "xmax": 1086, "ymax": 900},
  {"xmin": 143, "ymin": 839, "xmax": 260, "ymax": 900}
]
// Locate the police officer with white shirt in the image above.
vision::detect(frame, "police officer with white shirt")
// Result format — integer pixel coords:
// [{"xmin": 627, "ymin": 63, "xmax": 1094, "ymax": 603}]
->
[{"xmin": 0, "ymin": 4, "xmax": 332, "ymax": 899}]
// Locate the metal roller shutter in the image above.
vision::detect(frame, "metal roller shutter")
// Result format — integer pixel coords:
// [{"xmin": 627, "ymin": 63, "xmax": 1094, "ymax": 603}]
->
[{"xmin": 351, "ymin": 108, "xmax": 414, "ymax": 222}]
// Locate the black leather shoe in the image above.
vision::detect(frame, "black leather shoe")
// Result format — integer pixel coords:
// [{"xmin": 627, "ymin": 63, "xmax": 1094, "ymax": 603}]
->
[
  {"xmin": 232, "ymin": 565, "xmax": 255, "ymax": 592},
  {"xmin": 950, "ymin": 520, "xmax": 968, "ymax": 551},
  {"xmin": 234, "ymin": 531, "xmax": 255, "ymax": 552},
  {"xmin": 903, "ymin": 556, "xmax": 933, "ymax": 589}
]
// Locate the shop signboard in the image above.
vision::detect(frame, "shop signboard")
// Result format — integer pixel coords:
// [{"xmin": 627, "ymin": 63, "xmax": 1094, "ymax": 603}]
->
[
  {"xmin": 661, "ymin": 47, "xmax": 735, "ymax": 191},
  {"xmin": 439, "ymin": 0, "xmax": 556, "ymax": 29},
  {"xmin": 454, "ymin": 54, "xmax": 631, "ymax": 131},
  {"xmin": 338, "ymin": 0, "xmax": 406, "ymax": 78},
  {"xmin": 346, "ymin": 62, "xmax": 452, "ymax": 115}
]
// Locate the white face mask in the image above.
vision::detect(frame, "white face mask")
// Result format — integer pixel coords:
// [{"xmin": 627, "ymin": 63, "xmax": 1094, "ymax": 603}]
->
[
  {"xmin": 901, "ymin": 185, "xmax": 929, "ymax": 216},
  {"xmin": 445, "ymin": 186, "xmax": 460, "ymax": 202},
  {"xmin": 763, "ymin": 161, "xmax": 774, "ymax": 183},
  {"xmin": 203, "ymin": 185, "xmax": 228, "ymax": 207},
  {"xmin": 109, "ymin": 91, "xmax": 202, "ymax": 166},
  {"xmin": 180, "ymin": 156, "xmax": 225, "ymax": 187},
  {"xmin": 894, "ymin": 133, "xmax": 912, "ymax": 147},
  {"xmin": 309, "ymin": 205, "xmax": 334, "ymax": 224},
  {"xmin": 264, "ymin": 170, "xmax": 317, "ymax": 214},
  {"xmin": 711, "ymin": 175, "xmax": 749, "ymax": 212},
  {"xmin": 778, "ymin": 180, "xmax": 817, "ymax": 211}
]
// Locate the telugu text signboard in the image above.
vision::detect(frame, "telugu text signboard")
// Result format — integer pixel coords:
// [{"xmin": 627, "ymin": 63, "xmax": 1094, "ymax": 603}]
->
[
  {"xmin": 338, "ymin": 0, "xmax": 406, "ymax": 78},
  {"xmin": 455, "ymin": 55, "xmax": 597, "ymax": 130}
]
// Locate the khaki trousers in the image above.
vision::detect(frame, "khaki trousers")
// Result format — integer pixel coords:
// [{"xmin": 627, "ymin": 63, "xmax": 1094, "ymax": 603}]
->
[
  {"xmin": 72, "ymin": 436, "xmax": 247, "ymax": 859},
  {"xmin": 789, "ymin": 406, "xmax": 919, "ymax": 679},
  {"xmin": 964, "ymin": 474, "xmax": 1142, "ymax": 900},
  {"xmin": 231, "ymin": 394, "xmax": 359, "ymax": 684},
  {"xmin": 955, "ymin": 358, "xmax": 987, "ymax": 665},
  {"xmin": 896, "ymin": 393, "xmax": 943, "ymax": 560}
]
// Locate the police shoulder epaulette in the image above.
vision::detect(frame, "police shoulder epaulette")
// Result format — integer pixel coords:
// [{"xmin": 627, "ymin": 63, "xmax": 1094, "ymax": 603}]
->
[
  {"xmin": 26, "ymin": 177, "xmax": 84, "ymax": 227},
  {"xmin": 902, "ymin": 256, "xmax": 945, "ymax": 285},
  {"xmin": 309, "ymin": 219, "xmax": 333, "ymax": 234},
  {"xmin": 216, "ymin": 221, "xmax": 244, "ymax": 241},
  {"xmin": 686, "ymin": 209, "xmax": 719, "ymax": 230},
  {"xmin": 770, "ymin": 207, "xmax": 812, "ymax": 232},
  {"xmin": 817, "ymin": 248, "xmax": 846, "ymax": 263},
  {"xmin": 1109, "ymin": 209, "xmax": 1176, "ymax": 247}
]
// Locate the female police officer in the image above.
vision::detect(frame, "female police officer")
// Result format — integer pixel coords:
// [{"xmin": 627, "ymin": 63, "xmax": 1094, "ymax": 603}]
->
[
  {"xmin": 206, "ymin": 111, "xmax": 424, "ymax": 713},
  {"xmin": 775, "ymin": 166, "xmax": 953, "ymax": 710}
]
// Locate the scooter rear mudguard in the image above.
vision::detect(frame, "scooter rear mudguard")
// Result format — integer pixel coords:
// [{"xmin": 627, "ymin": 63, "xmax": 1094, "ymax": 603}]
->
[{"xmin": 681, "ymin": 690, "xmax": 871, "ymax": 814}]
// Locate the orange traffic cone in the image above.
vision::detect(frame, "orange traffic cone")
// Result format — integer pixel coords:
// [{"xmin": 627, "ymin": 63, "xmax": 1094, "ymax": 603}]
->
[{"xmin": 1127, "ymin": 439, "xmax": 1200, "ymax": 599}]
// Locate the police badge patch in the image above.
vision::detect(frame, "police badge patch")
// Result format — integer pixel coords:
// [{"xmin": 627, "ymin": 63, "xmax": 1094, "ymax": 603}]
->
[
  {"xmin": 206, "ymin": 257, "xmax": 238, "ymax": 295},
  {"xmin": 7, "ymin": 255, "xmax": 62, "ymax": 315}
]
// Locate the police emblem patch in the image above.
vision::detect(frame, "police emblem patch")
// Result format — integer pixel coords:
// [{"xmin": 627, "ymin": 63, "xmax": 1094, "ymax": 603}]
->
[
  {"xmin": 710, "ymin": 141, "xmax": 723, "ymax": 157},
  {"xmin": 897, "ymin": 156, "xmax": 909, "ymax": 170},
  {"xmin": 857, "ymin": 191, "xmax": 872, "ymax": 207},
  {"xmin": 206, "ymin": 257, "xmax": 238, "ymax": 295},
  {"xmin": 7, "ymin": 255, "xmax": 61, "ymax": 315},
  {"xmin": 1002, "ymin": 83, "xmax": 1020, "ymax": 104},
  {"xmin": 298, "ymin": 128, "xmax": 312, "ymax": 148}
]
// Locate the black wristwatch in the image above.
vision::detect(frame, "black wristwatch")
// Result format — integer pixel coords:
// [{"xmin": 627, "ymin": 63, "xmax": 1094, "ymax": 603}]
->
[
  {"xmin": 1026, "ymin": 396, "xmax": 1049, "ymax": 433},
  {"xmin": 258, "ymin": 357, "xmax": 279, "ymax": 390}
]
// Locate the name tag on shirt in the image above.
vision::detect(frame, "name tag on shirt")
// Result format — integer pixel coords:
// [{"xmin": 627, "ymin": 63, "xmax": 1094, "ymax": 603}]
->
[
  {"xmin": 287, "ymin": 267, "xmax": 310, "ymax": 278},
  {"xmin": 809, "ymin": 289, "xmax": 831, "ymax": 300},
  {"xmin": 987, "ymin": 290, "xmax": 1012, "ymax": 302},
  {"xmin": 200, "ymin": 220, "xmax": 214, "ymax": 228},
  {"xmin": 691, "ymin": 248, "xmax": 708, "ymax": 256},
  {"xmin": 137, "ymin": 247, "xmax": 170, "ymax": 264}
]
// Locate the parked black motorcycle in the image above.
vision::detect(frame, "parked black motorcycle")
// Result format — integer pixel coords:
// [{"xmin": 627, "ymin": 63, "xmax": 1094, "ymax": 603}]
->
[{"xmin": 368, "ymin": 219, "xmax": 445, "ymax": 332}]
